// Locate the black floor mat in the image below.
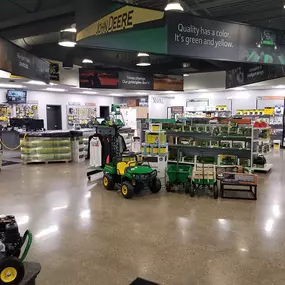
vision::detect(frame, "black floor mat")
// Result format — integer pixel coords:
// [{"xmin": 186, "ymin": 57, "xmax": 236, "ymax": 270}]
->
[
  {"xmin": 2, "ymin": 160, "xmax": 20, "ymax": 167},
  {"xmin": 130, "ymin": 278, "xmax": 159, "ymax": 285}
]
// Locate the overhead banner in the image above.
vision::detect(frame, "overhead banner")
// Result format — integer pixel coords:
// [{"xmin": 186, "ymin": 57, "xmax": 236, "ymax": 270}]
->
[
  {"xmin": 167, "ymin": 14, "xmax": 285, "ymax": 66},
  {"xmin": 79, "ymin": 69, "xmax": 183, "ymax": 91},
  {"xmin": 0, "ymin": 37, "xmax": 50, "ymax": 83},
  {"xmin": 226, "ymin": 65, "xmax": 285, "ymax": 88},
  {"xmin": 119, "ymin": 71, "xmax": 153, "ymax": 90},
  {"xmin": 76, "ymin": 5, "xmax": 166, "ymax": 54}
]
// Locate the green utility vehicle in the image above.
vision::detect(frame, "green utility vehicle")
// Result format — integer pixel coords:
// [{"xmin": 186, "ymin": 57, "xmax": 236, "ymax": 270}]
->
[{"xmin": 102, "ymin": 154, "xmax": 161, "ymax": 199}]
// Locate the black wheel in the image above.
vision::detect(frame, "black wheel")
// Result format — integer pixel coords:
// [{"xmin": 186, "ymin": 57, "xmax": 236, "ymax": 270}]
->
[
  {"xmin": 150, "ymin": 178, "xmax": 161, "ymax": 193},
  {"xmin": 103, "ymin": 173, "xmax": 115, "ymax": 190},
  {"xmin": 0, "ymin": 257, "xmax": 25, "ymax": 285},
  {"xmin": 190, "ymin": 183, "xmax": 195, "ymax": 197},
  {"xmin": 166, "ymin": 182, "xmax": 171, "ymax": 192},
  {"xmin": 185, "ymin": 181, "xmax": 191, "ymax": 194},
  {"xmin": 134, "ymin": 182, "xmax": 144, "ymax": 194},
  {"xmin": 213, "ymin": 184, "xmax": 218, "ymax": 199},
  {"xmin": 121, "ymin": 181, "xmax": 134, "ymax": 199}
]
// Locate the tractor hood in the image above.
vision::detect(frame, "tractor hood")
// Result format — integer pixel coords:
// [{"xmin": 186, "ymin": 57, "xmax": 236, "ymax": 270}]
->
[{"xmin": 127, "ymin": 166, "xmax": 153, "ymax": 175}]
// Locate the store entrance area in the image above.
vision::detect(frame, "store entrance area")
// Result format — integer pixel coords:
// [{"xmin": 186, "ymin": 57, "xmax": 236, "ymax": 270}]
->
[{"xmin": 0, "ymin": 151, "xmax": 283, "ymax": 284}]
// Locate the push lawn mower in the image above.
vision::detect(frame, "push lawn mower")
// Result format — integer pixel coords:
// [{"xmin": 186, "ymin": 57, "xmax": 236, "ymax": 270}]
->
[
  {"xmin": 0, "ymin": 215, "xmax": 32, "ymax": 285},
  {"xmin": 103, "ymin": 154, "xmax": 161, "ymax": 199}
]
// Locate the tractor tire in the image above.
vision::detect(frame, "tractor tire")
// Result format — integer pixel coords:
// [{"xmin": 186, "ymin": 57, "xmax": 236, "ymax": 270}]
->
[
  {"xmin": 166, "ymin": 182, "xmax": 171, "ymax": 192},
  {"xmin": 150, "ymin": 178, "xmax": 161, "ymax": 193},
  {"xmin": 0, "ymin": 257, "xmax": 25, "ymax": 285},
  {"xmin": 190, "ymin": 183, "xmax": 195, "ymax": 197},
  {"xmin": 103, "ymin": 173, "xmax": 115, "ymax": 190},
  {"xmin": 185, "ymin": 181, "xmax": 191, "ymax": 194},
  {"xmin": 213, "ymin": 184, "xmax": 218, "ymax": 199},
  {"xmin": 121, "ymin": 181, "xmax": 134, "ymax": 199}
]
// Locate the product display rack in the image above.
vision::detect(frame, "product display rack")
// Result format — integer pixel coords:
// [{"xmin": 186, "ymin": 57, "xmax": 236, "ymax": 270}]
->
[
  {"xmin": 20, "ymin": 131, "xmax": 72, "ymax": 164},
  {"xmin": 16, "ymin": 103, "xmax": 39, "ymax": 119},
  {"xmin": 67, "ymin": 104, "xmax": 97, "ymax": 128}
]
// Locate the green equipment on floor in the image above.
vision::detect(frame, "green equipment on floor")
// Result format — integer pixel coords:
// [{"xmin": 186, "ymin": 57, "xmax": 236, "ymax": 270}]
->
[
  {"xmin": 0, "ymin": 215, "xmax": 33, "ymax": 285},
  {"xmin": 103, "ymin": 153, "xmax": 161, "ymax": 199},
  {"xmin": 190, "ymin": 160, "xmax": 218, "ymax": 199},
  {"xmin": 166, "ymin": 164, "xmax": 192, "ymax": 193}
]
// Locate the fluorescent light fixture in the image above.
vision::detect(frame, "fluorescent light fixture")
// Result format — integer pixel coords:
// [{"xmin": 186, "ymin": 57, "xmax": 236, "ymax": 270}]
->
[
  {"xmin": 273, "ymin": 85, "xmax": 285, "ymax": 89},
  {"xmin": 62, "ymin": 27, "xmax": 77, "ymax": 33},
  {"xmin": 52, "ymin": 205, "xmax": 68, "ymax": 211},
  {"xmin": 196, "ymin": 89, "xmax": 209, "ymax": 92},
  {"xmin": 183, "ymin": 74, "xmax": 190, "ymax": 77},
  {"xmin": 58, "ymin": 41, "xmax": 76, "ymax": 47},
  {"xmin": 45, "ymin": 87, "xmax": 66, "ymax": 92},
  {"xmin": 35, "ymin": 225, "xmax": 59, "ymax": 238},
  {"xmin": 165, "ymin": 0, "xmax": 184, "ymax": 11},
  {"xmin": 0, "ymin": 83, "xmax": 26, "ymax": 88},
  {"xmin": 137, "ymin": 52, "xmax": 149, "ymax": 57},
  {"xmin": 233, "ymin": 87, "xmax": 246, "ymax": 91},
  {"xmin": 137, "ymin": 92, "xmax": 148, "ymax": 95},
  {"xmin": 82, "ymin": 91, "xmax": 98, "ymax": 94},
  {"xmin": 27, "ymin": 80, "xmax": 46, "ymax": 85},
  {"xmin": 49, "ymin": 82, "xmax": 58, "ymax": 86},
  {"xmin": 82, "ymin": 58, "xmax": 93, "ymax": 64},
  {"xmin": 136, "ymin": 62, "xmax": 151, "ymax": 66},
  {"xmin": 0, "ymin": 70, "xmax": 11, "ymax": 78},
  {"xmin": 165, "ymin": 91, "xmax": 176, "ymax": 94}
]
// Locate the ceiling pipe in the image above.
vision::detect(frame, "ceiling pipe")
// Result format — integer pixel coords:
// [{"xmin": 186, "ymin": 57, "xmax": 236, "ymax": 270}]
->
[{"xmin": 11, "ymin": 32, "xmax": 59, "ymax": 49}]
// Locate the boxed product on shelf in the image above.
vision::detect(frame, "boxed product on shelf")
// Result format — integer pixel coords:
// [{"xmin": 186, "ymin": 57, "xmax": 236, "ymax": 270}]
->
[
  {"xmin": 238, "ymin": 158, "xmax": 251, "ymax": 167},
  {"xmin": 218, "ymin": 154, "xmax": 238, "ymax": 165},
  {"xmin": 210, "ymin": 140, "xmax": 220, "ymax": 147},
  {"xmin": 233, "ymin": 141, "xmax": 246, "ymax": 149},
  {"xmin": 149, "ymin": 123, "xmax": 162, "ymax": 132},
  {"xmin": 222, "ymin": 172, "xmax": 258, "ymax": 185},
  {"xmin": 220, "ymin": 140, "xmax": 232, "ymax": 148},
  {"xmin": 152, "ymin": 144, "xmax": 168, "ymax": 155},
  {"xmin": 145, "ymin": 131, "xmax": 166, "ymax": 144}
]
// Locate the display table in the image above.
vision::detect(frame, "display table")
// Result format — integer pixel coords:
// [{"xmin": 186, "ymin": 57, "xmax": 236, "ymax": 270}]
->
[
  {"xmin": 21, "ymin": 262, "xmax": 41, "ymax": 285},
  {"xmin": 20, "ymin": 131, "xmax": 72, "ymax": 164}
]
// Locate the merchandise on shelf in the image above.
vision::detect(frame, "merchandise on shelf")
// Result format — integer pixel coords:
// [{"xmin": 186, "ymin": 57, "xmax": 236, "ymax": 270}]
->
[
  {"xmin": 20, "ymin": 131, "xmax": 72, "ymax": 163},
  {"xmin": 16, "ymin": 104, "xmax": 39, "ymax": 119},
  {"xmin": 218, "ymin": 155, "xmax": 238, "ymax": 166}
]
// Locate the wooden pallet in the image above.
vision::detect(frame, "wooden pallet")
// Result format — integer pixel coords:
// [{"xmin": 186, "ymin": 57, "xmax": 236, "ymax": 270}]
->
[{"xmin": 22, "ymin": 159, "xmax": 71, "ymax": 165}]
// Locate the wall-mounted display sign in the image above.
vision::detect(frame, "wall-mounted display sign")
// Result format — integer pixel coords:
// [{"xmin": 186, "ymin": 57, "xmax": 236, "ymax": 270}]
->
[
  {"xmin": 0, "ymin": 37, "xmax": 49, "ymax": 83},
  {"xmin": 79, "ymin": 69, "xmax": 183, "ymax": 91},
  {"xmin": 49, "ymin": 62, "xmax": 60, "ymax": 81},
  {"xmin": 257, "ymin": 96, "xmax": 285, "ymax": 100}
]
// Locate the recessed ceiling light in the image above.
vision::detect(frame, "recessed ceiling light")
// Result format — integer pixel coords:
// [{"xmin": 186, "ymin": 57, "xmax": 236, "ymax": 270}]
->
[
  {"xmin": 197, "ymin": 89, "xmax": 209, "ymax": 92},
  {"xmin": 183, "ymin": 74, "xmax": 190, "ymax": 77},
  {"xmin": 165, "ymin": 0, "xmax": 184, "ymax": 11},
  {"xmin": 0, "ymin": 83, "xmax": 26, "ymax": 88},
  {"xmin": 27, "ymin": 80, "xmax": 46, "ymax": 85},
  {"xmin": 45, "ymin": 87, "xmax": 66, "ymax": 92},
  {"xmin": 82, "ymin": 59, "xmax": 93, "ymax": 64},
  {"xmin": 82, "ymin": 91, "xmax": 98, "ymax": 94},
  {"xmin": 110, "ymin": 93, "xmax": 122, "ymax": 96},
  {"xmin": 137, "ymin": 53, "xmax": 149, "ymax": 57}
]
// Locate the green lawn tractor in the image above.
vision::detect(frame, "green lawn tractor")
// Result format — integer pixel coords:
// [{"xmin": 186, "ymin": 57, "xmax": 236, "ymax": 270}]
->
[
  {"xmin": 102, "ymin": 154, "xmax": 161, "ymax": 199},
  {"xmin": 0, "ymin": 215, "xmax": 33, "ymax": 285}
]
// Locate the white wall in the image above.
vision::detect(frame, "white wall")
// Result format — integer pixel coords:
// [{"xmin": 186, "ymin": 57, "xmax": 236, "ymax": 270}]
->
[
  {"xmin": 0, "ymin": 89, "xmax": 120, "ymax": 129},
  {"xmin": 149, "ymin": 89, "xmax": 285, "ymax": 118}
]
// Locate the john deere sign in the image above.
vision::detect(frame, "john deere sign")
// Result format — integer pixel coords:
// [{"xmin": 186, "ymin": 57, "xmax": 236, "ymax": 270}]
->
[{"xmin": 77, "ymin": 6, "xmax": 164, "ymax": 41}]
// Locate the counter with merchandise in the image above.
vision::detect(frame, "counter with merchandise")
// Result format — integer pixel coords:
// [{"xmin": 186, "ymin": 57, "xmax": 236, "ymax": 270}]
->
[{"xmin": 20, "ymin": 131, "xmax": 72, "ymax": 164}]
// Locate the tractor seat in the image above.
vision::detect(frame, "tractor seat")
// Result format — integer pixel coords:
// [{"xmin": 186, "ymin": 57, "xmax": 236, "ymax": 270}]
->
[{"xmin": 117, "ymin": 161, "xmax": 136, "ymax": 175}]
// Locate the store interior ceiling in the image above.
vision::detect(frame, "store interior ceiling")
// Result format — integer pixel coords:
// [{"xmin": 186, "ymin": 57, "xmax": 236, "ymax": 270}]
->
[{"xmin": 0, "ymin": 0, "xmax": 284, "ymax": 78}]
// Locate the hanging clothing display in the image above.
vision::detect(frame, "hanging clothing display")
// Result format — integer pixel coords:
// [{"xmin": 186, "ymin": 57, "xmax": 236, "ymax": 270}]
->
[{"xmin": 90, "ymin": 137, "xmax": 102, "ymax": 167}]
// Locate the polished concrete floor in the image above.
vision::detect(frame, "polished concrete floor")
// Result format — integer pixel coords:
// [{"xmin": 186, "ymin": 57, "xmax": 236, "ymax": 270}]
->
[{"xmin": 0, "ymin": 151, "xmax": 284, "ymax": 284}]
